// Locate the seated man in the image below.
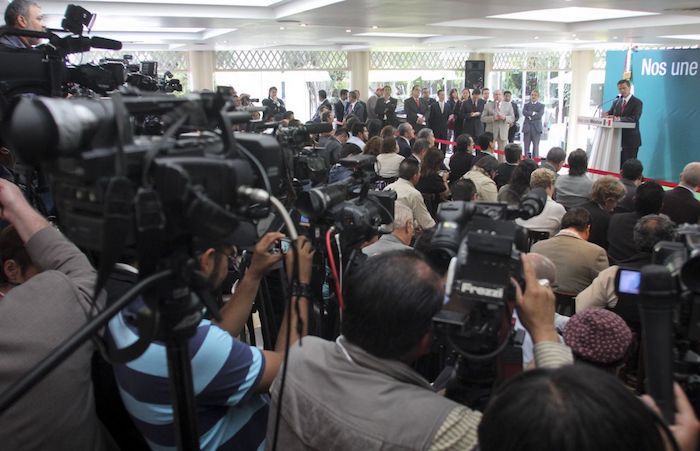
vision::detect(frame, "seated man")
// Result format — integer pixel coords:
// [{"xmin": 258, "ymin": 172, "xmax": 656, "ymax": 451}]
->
[
  {"xmin": 580, "ymin": 176, "xmax": 626, "ymax": 249},
  {"xmin": 462, "ymin": 154, "xmax": 499, "ymax": 202},
  {"xmin": 0, "ymin": 179, "xmax": 111, "ymax": 450},
  {"xmin": 607, "ymin": 181, "xmax": 664, "ymax": 263},
  {"xmin": 617, "ymin": 158, "xmax": 644, "ymax": 212},
  {"xmin": 516, "ymin": 168, "xmax": 566, "ymax": 237},
  {"xmin": 266, "ymin": 251, "xmax": 573, "ymax": 450},
  {"xmin": 108, "ymin": 233, "xmax": 314, "ymax": 450},
  {"xmin": 531, "ymin": 208, "xmax": 608, "ymax": 295},
  {"xmin": 576, "ymin": 214, "xmax": 676, "ymax": 313},
  {"xmin": 362, "ymin": 203, "xmax": 414, "ymax": 256},
  {"xmin": 563, "ymin": 309, "xmax": 632, "ymax": 373},
  {"xmin": 384, "ymin": 160, "xmax": 435, "ymax": 230}
]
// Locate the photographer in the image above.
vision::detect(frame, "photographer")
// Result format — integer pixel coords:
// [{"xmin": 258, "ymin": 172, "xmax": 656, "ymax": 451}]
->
[
  {"xmin": 266, "ymin": 251, "xmax": 573, "ymax": 450},
  {"xmin": 107, "ymin": 233, "xmax": 313, "ymax": 450},
  {"xmin": 0, "ymin": 0, "xmax": 45, "ymax": 49},
  {"xmin": 0, "ymin": 179, "xmax": 111, "ymax": 450}
]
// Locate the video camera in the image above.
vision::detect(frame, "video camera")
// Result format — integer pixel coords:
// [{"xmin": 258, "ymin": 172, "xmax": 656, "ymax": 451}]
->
[{"xmin": 429, "ymin": 190, "xmax": 547, "ymax": 359}]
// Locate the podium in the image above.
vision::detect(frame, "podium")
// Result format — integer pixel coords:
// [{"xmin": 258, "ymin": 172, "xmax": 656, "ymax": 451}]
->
[{"xmin": 579, "ymin": 116, "xmax": 635, "ymax": 174}]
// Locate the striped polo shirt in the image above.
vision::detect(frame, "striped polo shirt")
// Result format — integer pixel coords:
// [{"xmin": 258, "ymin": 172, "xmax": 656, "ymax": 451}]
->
[{"xmin": 107, "ymin": 300, "xmax": 268, "ymax": 450}]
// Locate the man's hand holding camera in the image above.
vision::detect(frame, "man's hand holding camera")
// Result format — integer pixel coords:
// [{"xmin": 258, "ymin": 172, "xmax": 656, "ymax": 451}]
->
[{"xmin": 514, "ymin": 254, "xmax": 558, "ymax": 344}]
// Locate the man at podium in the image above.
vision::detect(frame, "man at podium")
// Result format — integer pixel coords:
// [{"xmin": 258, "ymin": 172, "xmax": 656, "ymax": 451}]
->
[{"xmin": 604, "ymin": 79, "xmax": 643, "ymax": 164}]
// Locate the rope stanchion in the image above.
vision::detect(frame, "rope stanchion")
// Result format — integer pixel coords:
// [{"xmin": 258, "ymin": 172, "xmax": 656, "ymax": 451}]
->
[{"xmin": 433, "ymin": 138, "xmax": 696, "ymax": 192}]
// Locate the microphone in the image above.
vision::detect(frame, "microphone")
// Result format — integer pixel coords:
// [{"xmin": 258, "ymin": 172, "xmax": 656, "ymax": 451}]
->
[
  {"xmin": 301, "ymin": 122, "xmax": 333, "ymax": 134},
  {"xmin": 89, "ymin": 36, "xmax": 122, "ymax": 50},
  {"xmin": 594, "ymin": 95, "xmax": 621, "ymax": 118},
  {"xmin": 638, "ymin": 264, "xmax": 677, "ymax": 424}
]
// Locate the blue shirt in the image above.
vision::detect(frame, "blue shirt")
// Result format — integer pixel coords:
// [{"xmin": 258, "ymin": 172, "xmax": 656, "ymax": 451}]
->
[{"xmin": 108, "ymin": 301, "xmax": 268, "ymax": 450}]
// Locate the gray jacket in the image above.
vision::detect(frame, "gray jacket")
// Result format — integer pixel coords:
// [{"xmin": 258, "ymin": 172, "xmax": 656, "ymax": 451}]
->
[
  {"xmin": 0, "ymin": 227, "xmax": 108, "ymax": 451},
  {"xmin": 267, "ymin": 336, "xmax": 459, "ymax": 451}
]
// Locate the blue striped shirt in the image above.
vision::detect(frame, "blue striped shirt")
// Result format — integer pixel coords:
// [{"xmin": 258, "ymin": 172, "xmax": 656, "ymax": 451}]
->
[{"xmin": 107, "ymin": 301, "xmax": 268, "ymax": 450}]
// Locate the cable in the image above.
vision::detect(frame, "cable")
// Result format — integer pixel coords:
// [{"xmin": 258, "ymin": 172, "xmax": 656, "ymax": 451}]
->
[
  {"xmin": 325, "ymin": 228, "xmax": 345, "ymax": 311},
  {"xmin": 334, "ymin": 233, "xmax": 343, "ymax": 291},
  {"xmin": 446, "ymin": 307, "xmax": 514, "ymax": 362},
  {"xmin": 269, "ymin": 195, "xmax": 298, "ymax": 240}
]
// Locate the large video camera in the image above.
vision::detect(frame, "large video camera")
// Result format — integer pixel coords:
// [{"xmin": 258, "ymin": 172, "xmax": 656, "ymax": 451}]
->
[{"xmin": 430, "ymin": 190, "xmax": 547, "ymax": 359}]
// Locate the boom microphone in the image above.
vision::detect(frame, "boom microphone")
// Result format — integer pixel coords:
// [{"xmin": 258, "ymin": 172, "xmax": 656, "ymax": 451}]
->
[
  {"xmin": 638, "ymin": 264, "xmax": 677, "ymax": 424},
  {"xmin": 89, "ymin": 36, "xmax": 123, "ymax": 50}
]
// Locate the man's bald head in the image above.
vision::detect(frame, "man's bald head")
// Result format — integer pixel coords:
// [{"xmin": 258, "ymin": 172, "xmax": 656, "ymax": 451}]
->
[
  {"xmin": 680, "ymin": 162, "xmax": 700, "ymax": 189},
  {"xmin": 528, "ymin": 253, "xmax": 557, "ymax": 287}
]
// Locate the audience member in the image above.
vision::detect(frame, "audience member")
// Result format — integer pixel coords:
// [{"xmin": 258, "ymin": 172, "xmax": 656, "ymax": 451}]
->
[
  {"xmin": 555, "ymin": 149, "xmax": 593, "ymax": 209},
  {"xmin": 404, "ymin": 86, "xmax": 428, "ymax": 129},
  {"xmin": 504, "ymin": 90, "xmax": 520, "ymax": 144},
  {"xmin": 397, "ymin": 122, "xmax": 414, "ymax": 158},
  {"xmin": 447, "ymin": 88, "xmax": 463, "ymax": 138},
  {"xmin": 607, "ymin": 181, "xmax": 664, "ymax": 263},
  {"xmin": 319, "ymin": 125, "xmax": 346, "ymax": 167},
  {"xmin": 660, "ymin": 162, "xmax": 700, "ymax": 225},
  {"xmin": 268, "ymin": 251, "xmax": 574, "ymax": 450},
  {"xmin": 428, "ymin": 89, "xmax": 452, "ymax": 153},
  {"xmin": 375, "ymin": 136, "xmax": 404, "ymax": 179},
  {"xmin": 362, "ymin": 203, "xmax": 414, "ymax": 256},
  {"xmin": 375, "ymin": 85, "xmax": 398, "ymax": 127},
  {"xmin": 516, "ymin": 168, "xmax": 566, "ymax": 236},
  {"xmin": 311, "ymin": 89, "xmax": 332, "ymax": 122},
  {"xmin": 478, "ymin": 364, "xmax": 699, "ymax": 451},
  {"xmin": 384, "ymin": 160, "xmax": 436, "ymax": 230},
  {"xmin": 416, "ymin": 147, "xmax": 450, "ymax": 218},
  {"xmin": 363, "ymin": 135, "xmax": 382, "ymax": 157},
  {"xmin": 347, "ymin": 121, "xmax": 368, "ymax": 150},
  {"xmin": 495, "ymin": 143, "xmax": 522, "ymax": 189},
  {"xmin": 0, "ymin": 0, "xmax": 45, "ymax": 49},
  {"xmin": 498, "ymin": 159, "xmax": 538, "ymax": 205},
  {"xmin": 366, "ymin": 86, "xmax": 382, "ymax": 121},
  {"xmin": 531, "ymin": 208, "xmax": 608, "ymax": 295},
  {"xmin": 449, "ymin": 133, "xmax": 474, "ymax": 183},
  {"xmin": 328, "ymin": 143, "xmax": 362, "ymax": 182},
  {"xmin": 581, "ymin": 176, "xmax": 626, "ymax": 249},
  {"xmin": 451, "ymin": 178, "xmax": 478, "ymax": 202},
  {"xmin": 366, "ymin": 118, "xmax": 383, "ymax": 139},
  {"xmin": 473, "ymin": 132, "xmax": 496, "ymax": 164},
  {"xmin": 576, "ymin": 214, "xmax": 676, "ymax": 312},
  {"xmin": 380, "ymin": 125, "xmax": 395, "ymax": 140},
  {"xmin": 347, "ymin": 90, "xmax": 366, "ymax": 122},
  {"xmin": 541, "ymin": 146, "xmax": 566, "ymax": 177},
  {"xmin": 0, "ymin": 179, "xmax": 111, "ymax": 451},
  {"xmin": 110, "ymin": 233, "xmax": 313, "ymax": 450},
  {"xmin": 522, "ymin": 90, "xmax": 545, "ymax": 158},
  {"xmin": 461, "ymin": 88, "xmax": 485, "ymax": 140},
  {"xmin": 262, "ymin": 86, "xmax": 286, "ymax": 121},
  {"xmin": 416, "ymin": 127, "xmax": 436, "ymax": 148},
  {"xmin": 481, "ymin": 89, "xmax": 514, "ymax": 154},
  {"xmin": 408, "ymin": 138, "xmax": 431, "ymax": 166},
  {"xmin": 463, "ymin": 154, "xmax": 499, "ymax": 202},
  {"xmin": 563, "ymin": 309, "xmax": 632, "ymax": 371},
  {"xmin": 617, "ymin": 158, "xmax": 644, "ymax": 212},
  {"xmin": 334, "ymin": 89, "xmax": 349, "ymax": 124}
]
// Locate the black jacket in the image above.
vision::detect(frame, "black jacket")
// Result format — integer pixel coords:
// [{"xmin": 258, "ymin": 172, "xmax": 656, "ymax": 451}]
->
[{"xmin": 607, "ymin": 95, "xmax": 643, "ymax": 148}]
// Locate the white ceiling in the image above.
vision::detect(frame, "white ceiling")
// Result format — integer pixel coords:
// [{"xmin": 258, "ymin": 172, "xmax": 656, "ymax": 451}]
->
[{"xmin": 34, "ymin": 0, "xmax": 700, "ymax": 52}]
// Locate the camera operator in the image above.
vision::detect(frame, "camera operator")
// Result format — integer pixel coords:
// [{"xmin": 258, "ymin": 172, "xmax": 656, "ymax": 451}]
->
[
  {"xmin": 0, "ymin": 0, "xmax": 45, "ymax": 49},
  {"xmin": 266, "ymin": 251, "xmax": 573, "ymax": 450},
  {"xmin": 107, "ymin": 233, "xmax": 313, "ymax": 450},
  {"xmin": 0, "ymin": 179, "xmax": 112, "ymax": 451}
]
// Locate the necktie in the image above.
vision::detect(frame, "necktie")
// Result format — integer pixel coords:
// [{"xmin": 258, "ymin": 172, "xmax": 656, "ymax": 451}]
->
[
  {"xmin": 621, "ymin": 99, "xmax": 627, "ymax": 114},
  {"xmin": 496, "ymin": 102, "xmax": 501, "ymax": 115},
  {"xmin": 440, "ymin": 102, "xmax": 444, "ymax": 113}
]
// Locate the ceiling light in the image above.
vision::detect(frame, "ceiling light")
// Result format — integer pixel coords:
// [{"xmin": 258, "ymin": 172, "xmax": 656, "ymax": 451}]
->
[
  {"xmin": 487, "ymin": 7, "xmax": 657, "ymax": 23},
  {"xmin": 659, "ymin": 34, "xmax": 700, "ymax": 41},
  {"xmin": 372, "ymin": 25, "xmax": 378, "ymax": 29},
  {"xmin": 572, "ymin": 34, "xmax": 576, "ymax": 37},
  {"xmin": 534, "ymin": 36, "xmax": 539, "ymax": 39},
  {"xmin": 613, "ymin": 36, "xmax": 618, "ymax": 39},
  {"xmin": 355, "ymin": 32, "xmax": 439, "ymax": 38},
  {"xmin": 280, "ymin": 26, "xmax": 285, "ymax": 30},
  {"xmin": 300, "ymin": 23, "xmax": 307, "ymax": 27},
  {"xmin": 346, "ymin": 29, "xmax": 352, "ymax": 33}
]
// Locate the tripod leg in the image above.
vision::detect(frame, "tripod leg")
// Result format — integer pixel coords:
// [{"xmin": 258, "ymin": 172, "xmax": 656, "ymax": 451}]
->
[{"xmin": 166, "ymin": 339, "xmax": 201, "ymax": 451}]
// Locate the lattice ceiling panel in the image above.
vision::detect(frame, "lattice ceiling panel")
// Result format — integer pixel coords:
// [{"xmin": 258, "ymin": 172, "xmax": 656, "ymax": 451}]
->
[
  {"xmin": 370, "ymin": 51, "xmax": 472, "ymax": 70},
  {"xmin": 215, "ymin": 50, "xmax": 348, "ymax": 71}
]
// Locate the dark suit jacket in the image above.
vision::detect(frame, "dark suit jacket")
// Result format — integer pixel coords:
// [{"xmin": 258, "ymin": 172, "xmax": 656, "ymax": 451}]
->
[
  {"xmin": 510, "ymin": 101, "xmax": 520, "ymax": 132},
  {"xmin": 334, "ymin": 100, "xmax": 346, "ymax": 123},
  {"xmin": 582, "ymin": 201, "xmax": 612, "ymax": 250},
  {"xmin": 522, "ymin": 102, "xmax": 545, "ymax": 135},
  {"xmin": 461, "ymin": 98, "xmax": 485, "ymax": 139},
  {"xmin": 404, "ymin": 97, "xmax": 428, "ymax": 129},
  {"xmin": 607, "ymin": 95, "xmax": 642, "ymax": 148},
  {"xmin": 449, "ymin": 151, "xmax": 474, "ymax": 183},
  {"xmin": 660, "ymin": 186, "xmax": 700, "ymax": 225},
  {"xmin": 375, "ymin": 97, "xmax": 398, "ymax": 127},
  {"xmin": 607, "ymin": 211, "xmax": 642, "ymax": 264},
  {"xmin": 262, "ymin": 97, "xmax": 286, "ymax": 120},
  {"xmin": 428, "ymin": 101, "xmax": 453, "ymax": 139},
  {"xmin": 398, "ymin": 136, "xmax": 412, "ymax": 159},
  {"xmin": 495, "ymin": 162, "xmax": 517, "ymax": 189},
  {"xmin": 312, "ymin": 99, "xmax": 332, "ymax": 122},
  {"xmin": 350, "ymin": 101, "xmax": 367, "ymax": 122},
  {"xmin": 447, "ymin": 99, "xmax": 462, "ymax": 135}
]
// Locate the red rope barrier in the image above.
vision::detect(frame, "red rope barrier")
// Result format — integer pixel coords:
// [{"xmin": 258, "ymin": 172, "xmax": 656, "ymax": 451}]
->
[{"xmin": 433, "ymin": 138, "xmax": 693, "ymax": 191}]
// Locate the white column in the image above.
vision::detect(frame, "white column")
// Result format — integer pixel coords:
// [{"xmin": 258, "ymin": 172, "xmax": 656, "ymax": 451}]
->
[
  {"xmin": 189, "ymin": 50, "xmax": 216, "ymax": 91},
  {"xmin": 348, "ymin": 51, "xmax": 370, "ymax": 100},
  {"xmin": 566, "ymin": 50, "xmax": 595, "ymax": 153}
]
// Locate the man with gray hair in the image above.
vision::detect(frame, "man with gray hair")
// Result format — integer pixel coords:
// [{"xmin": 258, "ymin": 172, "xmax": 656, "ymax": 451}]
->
[
  {"xmin": 576, "ymin": 214, "xmax": 677, "ymax": 312},
  {"xmin": 397, "ymin": 122, "xmax": 414, "ymax": 159},
  {"xmin": 661, "ymin": 162, "xmax": 700, "ymax": 225},
  {"xmin": 541, "ymin": 147, "xmax": 566, "ymax": 177},
  {"xmin": 1, "ymin": 0, "xmax": 45, "ymax": 48},
  {"xmin": 481, "ymin": 89, "xmax": 514, "ymax": 157},
  {"xmin": 416, "ymin": 127, "xmax": 435, "ymax": 148},
  {"xmin": 362, "ymin": 203, "xmax": 414, "ymax": 256}
]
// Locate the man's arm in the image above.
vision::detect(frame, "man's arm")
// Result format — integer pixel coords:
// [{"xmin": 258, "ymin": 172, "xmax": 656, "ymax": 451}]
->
[
  {"xmin": 504, "ymin": 105, "xmax": 515, "ymax": 125},
  {"xmin": 255, "ymin": 237, "xmax": 314, "ymax": 392},
  {"xmin": 411, "ymin": 193, "xmax": 436, "ymax": 230},
  {"xmin": 619, "ymin": 98, "xmax": 642, "ymax": 123},
  {"xmin": 481, "ymin": 104, "xmax": 494, "ymax": 124},
  {"xmin": 216, "ymin": 233, "xmax": 284, "ymax": 337},
  {"xmin": 576, "ymin": 266, "xmax": 619, "ymax": 312}
]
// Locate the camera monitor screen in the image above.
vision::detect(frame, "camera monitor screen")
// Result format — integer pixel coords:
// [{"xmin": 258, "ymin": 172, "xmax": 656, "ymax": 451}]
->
[{"xmin": 618, "ymin": 269, "xmax": 641, "ymax": 295}]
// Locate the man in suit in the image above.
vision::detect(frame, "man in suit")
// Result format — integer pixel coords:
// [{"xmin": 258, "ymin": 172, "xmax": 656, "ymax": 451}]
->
[
  {"xmin": 461, "ymin": 88, "xmax": 484, "ymax": 141},
  {"xmin": 481, "ymin": 89, "xmax": 515, "ymax": 156},
  {"xmin": 522, "ymin": 89, "xmax": 545, "ymax": 158},
  {"xmin": 504, "ymin": 90, "xmax": 520, "ymax": 144},
  {"xmin": 404, "ymin": 86, "xmax": 429, "ymax": 130},
  {"xmin": 375, "ymin": 85, "xmax": 398, "ymax": 127},
  {"xmin": 397, "ymin": 123, "xmax": 414, "ymax": 159},
  {"xmin": 262, "ymin": 86, "xmax": 286, "ymax": 121},
  {"xmin": 362, "ymin": 203, "xmax": 413, "ymax": 256},
  {"xmin": 428, "ymin": 89, "xmax": 452, "ymax": 154},
  {"xmin": 617, "ymin": 158, "xmax": 644, "ymax": 212},
  {"xmin": 605, "ymin": 79, "xmax": 643, "ymax": 164},
  {"xmin": 660, "ymin": 162, "xmax": 700, "ymax": 225},
  {"xmin": 346, "ymin": 90, "xmax": 366, "ymax": 122},
  {"xmin": 311, "ymin": 89, "xmax": 332, "ymax": 122},
  {"xmin": 367, "ymin": 86, "xmax": 382, "ymax": 121},
  {"xmin": 531, "ymin": 208, "xmax": 609, "ymax": 295},
  {"xmin": 333, "ymin": 89, "xmax": 349, "ymax": 125}
]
